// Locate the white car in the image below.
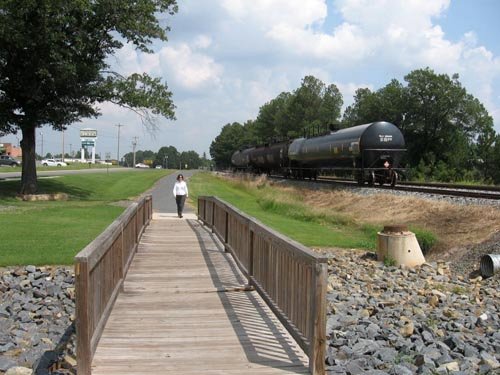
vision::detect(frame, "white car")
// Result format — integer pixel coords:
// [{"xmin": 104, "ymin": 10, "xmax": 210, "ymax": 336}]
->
[
  {"xmin": 41, "ymin": 159, "xmax": 67, "ymax": 167},
  {"xmin": 135, "ymin": 163, "xmax": 150, "ymax": 168}
]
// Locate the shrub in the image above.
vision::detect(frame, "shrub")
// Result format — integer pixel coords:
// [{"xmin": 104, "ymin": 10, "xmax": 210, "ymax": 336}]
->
[{"xmin": 411, "ymin": 227, "xmax": 438, "ymax": 254}]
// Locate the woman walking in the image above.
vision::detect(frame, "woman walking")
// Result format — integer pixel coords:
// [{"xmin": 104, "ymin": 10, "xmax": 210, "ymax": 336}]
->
[{"xmin": 173, "ymin": 174, "xmax": 188, "ymax": 218}]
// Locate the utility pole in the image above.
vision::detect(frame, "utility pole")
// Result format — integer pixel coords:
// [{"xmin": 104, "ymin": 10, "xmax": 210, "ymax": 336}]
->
[
  {"xmin": 132, "ymin": 137, "xmax": 138, "ymax": 167},
  {"xmin": 116, "ymin": 124, "xmax": 124, "ymax": 165},
  {"xmin": 40, "ymin": 131, "xmax": 44, "ymax": 157},
  {"xmin": 62, "ymin": 130, "xmax": 65, "ymax": 161}
]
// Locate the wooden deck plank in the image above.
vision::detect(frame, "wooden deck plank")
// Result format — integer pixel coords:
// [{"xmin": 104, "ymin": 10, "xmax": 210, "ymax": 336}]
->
[{"xmin": 91, "ymin": 217, "xmax": 308, "ymax": 374}]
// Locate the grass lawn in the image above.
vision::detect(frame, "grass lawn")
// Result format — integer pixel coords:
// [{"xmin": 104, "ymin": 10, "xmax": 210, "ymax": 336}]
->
[
  {"xmin": 188, "ymin": 173, "xmax": 379, "ymax": 250},
  {"xmin": 0, "ymin": 170, "xmax": 172, "ymax": 266},
  {"xmin": 0, "ymin": 163, "xmax": 122, "ymax": 173}
]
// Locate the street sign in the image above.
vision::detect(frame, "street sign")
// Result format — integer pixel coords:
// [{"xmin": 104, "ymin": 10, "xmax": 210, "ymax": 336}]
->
[{"xmin": 80, "ymin": 129, "xmax": 97, "ymax": 138}]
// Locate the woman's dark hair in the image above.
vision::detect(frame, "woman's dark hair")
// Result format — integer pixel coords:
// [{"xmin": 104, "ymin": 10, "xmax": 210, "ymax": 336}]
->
[{"xmin": 177, "ymin": 174, "xmax": 184, "ymax": 181}]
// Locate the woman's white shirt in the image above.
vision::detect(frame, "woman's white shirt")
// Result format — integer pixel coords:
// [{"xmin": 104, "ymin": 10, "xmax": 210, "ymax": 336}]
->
[{"xmin": 173, "ymin": 181, "xmax": 188, "ymax": 196}]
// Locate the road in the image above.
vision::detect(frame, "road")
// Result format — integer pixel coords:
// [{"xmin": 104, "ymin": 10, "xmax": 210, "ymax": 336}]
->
[{"xmin": 0, "ymin": 167, "xmax": 142, "ymax": 180}]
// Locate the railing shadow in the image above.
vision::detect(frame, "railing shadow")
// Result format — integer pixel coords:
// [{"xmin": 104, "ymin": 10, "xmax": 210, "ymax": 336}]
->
[{"xmin": 186, "ymin": 219, "xmax": 308, "ymax": 372}]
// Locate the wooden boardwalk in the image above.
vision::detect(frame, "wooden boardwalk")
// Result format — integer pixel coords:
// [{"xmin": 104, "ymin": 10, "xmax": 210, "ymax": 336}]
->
[{"xmin": 91, "ymin": 213, "xmax": 309, "ymax": 374}]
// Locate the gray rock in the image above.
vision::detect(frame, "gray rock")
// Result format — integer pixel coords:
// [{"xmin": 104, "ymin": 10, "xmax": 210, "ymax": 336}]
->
[
  {"xmin": 5, "ymin": 366, "xmax": 33, "ymax": 375},
  {"xmin": 346, "ymin": 360, "xmax": 367, "ymax": 374},
  {"xmin": 0, "ymin": 356, "xmax": 17, "ymax": 372},
  {"xmin": 389, "ymin": 364, "xmax": 413, "ymax": 375},
  {"xmin": 375, "ymin": 347, "xmax": 398, "ymax": 363},
  {"xmin": 0, "ymin": 342, "xmax": 16, "ymax": 353},
  {"xmin": 463, "ymin": 343, "xmax": 479, "ymax": 358},
  {"xmin": 352, "ymin": 339, "xmax": 380, "ymax": 355}
]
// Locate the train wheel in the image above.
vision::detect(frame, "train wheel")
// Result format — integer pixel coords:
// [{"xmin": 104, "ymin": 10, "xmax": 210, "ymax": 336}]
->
[
  {"xmin": 368, "ymin": 171, "xmax": 375, "ymax": 186},
  {"xmin": 390, "ymin": 171, "xmax": 398, "ymax": 187}
]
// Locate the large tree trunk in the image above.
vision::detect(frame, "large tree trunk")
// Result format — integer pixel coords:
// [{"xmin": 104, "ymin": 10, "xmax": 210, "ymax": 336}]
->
[{"xmin": 20, "ymin": 126, "xmax": 38, "ymax": 194}]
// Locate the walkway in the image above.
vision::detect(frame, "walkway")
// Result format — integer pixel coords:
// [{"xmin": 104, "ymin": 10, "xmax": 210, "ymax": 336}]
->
[{"xmin": 90, "ymin": 175, "xmax": 309, "ymax": 374}]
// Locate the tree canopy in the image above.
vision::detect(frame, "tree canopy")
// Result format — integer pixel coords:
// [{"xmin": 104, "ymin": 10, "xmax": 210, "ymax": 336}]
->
[
  {"xmin": 124, "ymin": 146, "xmax": 206, "ymax": 170},
  {"xmin": 0, "ymin": 0, "xmax": 178, "ymax": 193},
  {"xmin": 210, "ymin": 122, "xmax": 249, "ymax": 168}
]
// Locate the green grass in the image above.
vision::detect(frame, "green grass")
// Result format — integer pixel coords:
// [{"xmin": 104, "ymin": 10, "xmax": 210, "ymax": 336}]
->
[
  {"xmin": 188, "ymin": 173, "xmax": 380, "ymax": 249},
  {"xmin": 0, "ymin": 170, "xmax": 172, "ymax": 266},
  {"xmin": 0, "ymin": 163, "xmax": 122, "ymax": 173}
]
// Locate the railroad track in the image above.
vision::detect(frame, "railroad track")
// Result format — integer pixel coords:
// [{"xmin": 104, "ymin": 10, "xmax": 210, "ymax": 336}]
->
[
  {"xmin": 262, "ymin": 174, "xmax": 500, "ymax": 200},
  {"xmin": 396, "ymin": 181, "xmax": 500, "ymax": 200},
  {"xmin": 314, "ymin": 176, "xmax": 500, "ymax": 200}
]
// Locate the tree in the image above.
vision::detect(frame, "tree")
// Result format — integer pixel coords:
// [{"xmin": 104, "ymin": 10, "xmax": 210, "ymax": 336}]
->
[
  {"xmin": 342, "ymin": 80, "xmax": 405, "ymax": 127},
  {"xmin": 0, "ymin": 0, "xmax": 178, "ymax": 193},
  {"xmin": 251, "ymin": 76, "xmax": 343, "ymax": 141},
  {"xmin": 209, "ymin": 122, "xmax": 247, "ymax": 168},
  {"xmin": 403, "ymin": 69, "xmax": 494, "ymax": 175},
  {"xmin": 490, "ymin": 136, "xmax": 500, "ymax": 184},
  {"xmin": 254, "ymin": 92, "xmax": 292, "ymax": 142},
  {"xmin": 154, "ymin": 146, "xmax": 180, "ymax": 169},
  {"xmin": 287, "ymin": 76, "xmax": 343, "ymax": 137},
  {"xmin": 179, "ymin": 151, "xmax": 201, "ymax": 169}
]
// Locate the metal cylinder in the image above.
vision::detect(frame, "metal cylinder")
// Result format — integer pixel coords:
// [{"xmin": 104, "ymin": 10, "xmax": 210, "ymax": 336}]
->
[{"xmin": 480, "ymin": 254, "xmax": 500, "ymax": 278}]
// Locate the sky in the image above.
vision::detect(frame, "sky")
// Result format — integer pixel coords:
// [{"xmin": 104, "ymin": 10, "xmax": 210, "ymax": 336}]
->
[{"xmin": 2, "ymin": 0, "xmax": 500, "ymax": 161}]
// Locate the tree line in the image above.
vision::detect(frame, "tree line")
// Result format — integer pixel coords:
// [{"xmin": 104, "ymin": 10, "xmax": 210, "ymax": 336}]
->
[
  {"xmin": 123, "ymin": 146, "xmax": 211, "ymax": 170},
  {"xmin": 210, "ymin": 69, "xmax": 500, "ymax": 184}
]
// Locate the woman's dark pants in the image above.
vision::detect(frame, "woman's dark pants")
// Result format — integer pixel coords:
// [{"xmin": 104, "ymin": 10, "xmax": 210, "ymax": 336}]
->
[{"xmin": 175, "ymin": 195, "xmax": 186, "ymax": 217}]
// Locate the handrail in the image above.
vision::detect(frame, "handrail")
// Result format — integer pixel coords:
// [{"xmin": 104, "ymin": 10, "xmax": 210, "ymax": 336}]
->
[
  {"xmin": 198, "ymin": 196, "xmax": 327, "ymax": 375},
  {"xmin": 74, "ymin": 195, "xmax": 153, "ymax": 375}
]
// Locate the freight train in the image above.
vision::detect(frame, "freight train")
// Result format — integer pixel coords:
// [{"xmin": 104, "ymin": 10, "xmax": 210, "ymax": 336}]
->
[{"xmin": 231, "ymin": 121, "xmax": 406, "ymax": 186}]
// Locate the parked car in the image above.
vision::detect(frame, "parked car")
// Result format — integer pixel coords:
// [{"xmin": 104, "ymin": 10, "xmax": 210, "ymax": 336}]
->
[
  {"xmin": 155, "ymin": 165, "xmax": 162, "ymax": 169},
  {"xmin": 41, "ymin": 159, "xmax": 67, "ymax": 167},
  {"xmin": 0, "ymin": 155, "xmax": 21, "ymax": 167},
  {"xmin": 135, "ymin": 163, "xmax": 149, "ymax": 169}
]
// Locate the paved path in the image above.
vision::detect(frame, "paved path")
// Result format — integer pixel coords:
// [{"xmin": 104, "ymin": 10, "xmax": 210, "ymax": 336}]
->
[
  {"xmin": 91, "ymin": 214, "xmax": 309, "ymax": 374},
  {"xmin": 150, "ymin": 170, "xmax": 196, "ymax": 216}
]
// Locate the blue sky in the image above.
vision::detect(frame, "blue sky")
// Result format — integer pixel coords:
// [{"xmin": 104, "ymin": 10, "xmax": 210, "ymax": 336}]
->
[{"xmin": 2, "ymin": 0, "xmax": 500, "ymax": 161}]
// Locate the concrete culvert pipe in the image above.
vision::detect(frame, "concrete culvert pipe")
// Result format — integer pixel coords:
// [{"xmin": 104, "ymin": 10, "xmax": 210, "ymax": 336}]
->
[{"xmin": 480, "ymin": 254, "xmax": 500, "ymax": 278}]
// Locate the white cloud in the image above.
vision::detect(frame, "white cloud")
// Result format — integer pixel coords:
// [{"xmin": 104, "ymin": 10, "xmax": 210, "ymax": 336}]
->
[
  {"xmin": 112, "ymin": 43, "xmax": 160, "ymax": 76},
  {"xmin": 67, "ymin": 0, "xmax": 500, "ymax": 156},
  {"xmin": 194, "ymin": 35, "xmax": 212, "ymax": 49},
  {"xmin": 158, "ymin": 44, "xmax": 223, "ymax": 91},
  {"xmin": 220, "ymin": 0, "xmax": 327, "ymax": 28}
]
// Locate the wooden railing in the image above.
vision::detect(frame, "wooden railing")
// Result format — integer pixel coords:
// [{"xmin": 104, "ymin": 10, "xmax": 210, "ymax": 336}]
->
[
  {"xmin": 74, "ymin": 195, "xmax": 153, "ymax": 375},
  {"xmin": 198, "ymin": 196, "xmax": 328, "ymax": 375}
]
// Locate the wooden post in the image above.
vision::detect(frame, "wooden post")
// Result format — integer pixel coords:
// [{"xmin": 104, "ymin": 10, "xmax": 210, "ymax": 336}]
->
[
  {"xmin": 119, "ymin": 223, "xmax": 124, "ymax": 292},
  {"xmin": 248, "ymin": 230, "xmax": 254, "ymax": 278},
  {"xmin": 308, "ymin": 262, "xmax": 327, "ymax": 375},
  {"xmin": 211, "ymin": 201, "xmax": 215, "ymax": 231},
  {"xmin": 224, "ymin": 211, "xmax": 229, "ymax": 245},
  {"xmin": 75, "ymin": 260, "xmax": 92, "ymax": 375}
]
